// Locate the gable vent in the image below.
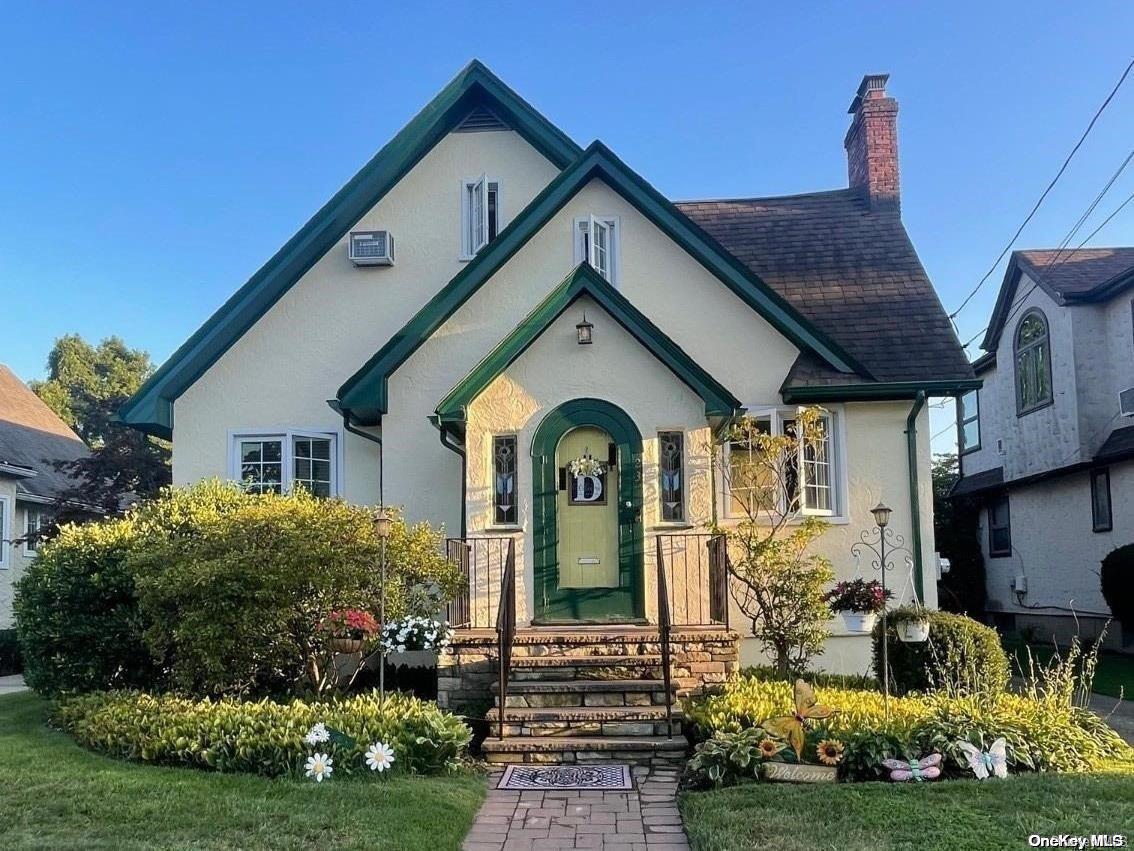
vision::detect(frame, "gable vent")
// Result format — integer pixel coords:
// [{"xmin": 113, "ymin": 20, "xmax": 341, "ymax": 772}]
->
[
  {"xmin": 456, "ymin": 105, "xmax": 510, "ymax": 133},
  {"xmin": 1120, "ymin": 387, "xmax": 1134, "ymax": 417}
]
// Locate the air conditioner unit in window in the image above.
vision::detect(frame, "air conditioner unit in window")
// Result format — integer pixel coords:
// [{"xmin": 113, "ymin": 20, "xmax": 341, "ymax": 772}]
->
[
  {"xmin": 1120, "ymin": 387, "xmax": 1134, "ymax": 417},
  {"xmin": 348, "ymin": 231, "xmax": 394, "ymax": 266}
]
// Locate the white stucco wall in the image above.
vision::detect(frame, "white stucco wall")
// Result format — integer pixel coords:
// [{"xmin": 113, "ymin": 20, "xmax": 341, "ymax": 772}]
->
[
  {"xmin": 980, "ymin": 458, "xmax": 1132, "ymax": 624},
  {"xmin": 172, "ymin": 128, "xmax": 561, "ymax": 505}
]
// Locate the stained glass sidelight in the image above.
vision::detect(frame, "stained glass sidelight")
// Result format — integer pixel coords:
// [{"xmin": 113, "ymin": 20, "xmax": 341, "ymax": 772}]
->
[
  {"xmin": 658, "ymin": 431, "xmax": 684, "ymax": 522},
  {"xmin": 493, "ymin": 435, "xmax": 517, "ymax": 525}
]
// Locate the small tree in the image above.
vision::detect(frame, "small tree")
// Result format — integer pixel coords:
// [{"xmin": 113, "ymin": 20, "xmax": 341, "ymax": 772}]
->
[{"xmin": 713, "ymin": 408, "xmax": 834, "ymax": 677}]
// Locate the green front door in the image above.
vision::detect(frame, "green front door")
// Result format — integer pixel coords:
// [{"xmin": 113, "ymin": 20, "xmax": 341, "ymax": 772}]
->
[{"xmin": 532, "ymin": 399, "xmax": 644, "ymax": 623}]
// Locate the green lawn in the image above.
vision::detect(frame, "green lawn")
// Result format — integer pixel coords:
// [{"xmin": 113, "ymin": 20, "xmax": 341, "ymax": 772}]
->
[
  {"xmin": 1003, "ymin": 638, "xmax": 1134, "ymax": 699},
  {"xmin": 680, "ymin": 769, "xmax": 1134, "ymax": 851},
  {"xmin": 0, "ymin": 692, "xmax": 485, "ymax": 850}
]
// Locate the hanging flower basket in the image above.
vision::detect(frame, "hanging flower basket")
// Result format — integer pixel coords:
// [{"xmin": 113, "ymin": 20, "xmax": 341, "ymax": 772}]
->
[
  {"xmin": 331, "ymin": 637, "xmax": 365, "ymax": 654},
  {"xmin": 839, "ymin": 612, "xmax": 878, "ymax": 634},
  {"xmin": 379, "ymin": 617, "xmax": 453, "ymax": 668},
  {"xmin": 897, "ymin": 617, "xmax": 931, "ymax": 643},
  {"xmin": 763, "ymin": 762, "xmax": 838, "ymax": 784},
  {"xmin": 321, "ymin": 609, "xmax": 379, "ymax": 655}
]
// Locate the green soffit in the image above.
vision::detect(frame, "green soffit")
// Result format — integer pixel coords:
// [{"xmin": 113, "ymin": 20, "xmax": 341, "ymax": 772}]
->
[
  {"xmin": 780, "ymin": 378, "xmax": 982, "ymax": 403},
  {"xmin": 117, "ymin": 60, "xmax": 582, "ymax": 438},
  {"xmin": 338, "ymin": 141, "xmax": 866, "ymax": 422},
  {"xmin": 434, "ymin": 264, "xmax": 744, "ymax": 426}
]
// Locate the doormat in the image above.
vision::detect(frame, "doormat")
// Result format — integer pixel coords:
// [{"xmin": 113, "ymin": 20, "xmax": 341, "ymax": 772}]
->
[{"xmin": 498, "ymin": 764, "xmax": 633, "ymax": 791}]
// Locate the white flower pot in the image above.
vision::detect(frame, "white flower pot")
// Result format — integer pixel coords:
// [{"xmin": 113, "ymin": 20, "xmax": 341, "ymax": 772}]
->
[
  {"xmin": 898, "ymin": 619, "xmax": 931, "ymax": 643},
  {"xmin": 839, "ymin": 612, "xmax": 878, "ymax": 634}
]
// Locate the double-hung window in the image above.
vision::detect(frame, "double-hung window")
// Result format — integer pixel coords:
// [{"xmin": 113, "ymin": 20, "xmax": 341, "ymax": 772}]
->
[
  {"xmin": 492, "ymin": 435, "xmax": 518, "ymax": 526},
  {"xmin": 461, "ymin": 175, "xmax": 500, "ymax": 259},
  {"xmin": 725, "ymin": 408, "xmax": 839, "ymax": 519},
  {"xmin": 1090, "ymin": 468, "xmax": 1112, "ymax": 533},
  {"xmin": 231, "ymin": 430, "xmax": 339, "ymax": 497},
  {"xmin": 988, "ymin": 494, "xmax": 1011, "ymax": 556},
  {"xmin": 24, "ymin": 506, "xmax": 45, "ymax": 555},
  {"xmin": 958, "ymin": 390, "xmax": 980, "ymax": 454},
  {"xmin": 574, "ymin": 216, "xmax": 620, "ymax": 284},
  {"xmin": 0, "ymin": 496, "xmax": 9, "ymax": 568},
  {"xmin": 658, "ymin": 431, "xmax": 685, "ymax": 523}
]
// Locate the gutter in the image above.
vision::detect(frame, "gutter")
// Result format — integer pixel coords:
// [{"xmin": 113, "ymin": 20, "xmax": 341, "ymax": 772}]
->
[
  {"xmin": 327, "ymin": 401, "xmax": 383, "ymax": 504},
  {"xmin": 430, "ymin": 416, "xmax": 468, "ymax": 539},
  {"xmin": 905, "ymin": 391, "xmax": 927, "ymax": 602}
]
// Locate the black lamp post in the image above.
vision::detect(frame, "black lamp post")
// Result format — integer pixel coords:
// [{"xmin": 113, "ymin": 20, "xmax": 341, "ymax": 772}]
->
[{"xmin": 372, "ymin": 507, "xmax": 392, "ymax": 705}]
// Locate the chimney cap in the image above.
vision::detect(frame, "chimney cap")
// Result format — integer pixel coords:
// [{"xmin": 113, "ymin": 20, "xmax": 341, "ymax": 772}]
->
[{"xmin": 847, "ymin": 73, "xmax": 891, "ymax": 113}]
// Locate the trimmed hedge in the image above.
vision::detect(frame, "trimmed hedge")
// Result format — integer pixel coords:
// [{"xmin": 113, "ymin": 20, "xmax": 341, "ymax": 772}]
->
[
  {"xmin": 872, "ymin": 610, "xmax": 1010, "ymax": 695},
  {"xmin": 54, "ymin": 690, "xmax": 471, "ymax": 777},
  {"xmin": 1101, "ymin": 544, "xmax": 1134, "ymax": 632},
  {"xmin": 683, "ymin": 676, "xmax": 1132, "ymax": 781}
]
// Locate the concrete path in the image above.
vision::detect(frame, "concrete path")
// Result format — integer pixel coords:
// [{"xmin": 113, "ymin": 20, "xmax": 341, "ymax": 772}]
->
[
  {"xmin": 463, "ymin": 765, "xmax": 689, "ymax": 851},
  {"xmin": 0, "ymin": 674, "xmax": 28, "ymax": 695}
]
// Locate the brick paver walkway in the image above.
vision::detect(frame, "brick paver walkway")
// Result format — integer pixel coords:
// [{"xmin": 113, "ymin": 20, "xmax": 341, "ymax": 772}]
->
[{"xmin": 462, "ymin": 765, "xmax": 689, "ymax": 851}]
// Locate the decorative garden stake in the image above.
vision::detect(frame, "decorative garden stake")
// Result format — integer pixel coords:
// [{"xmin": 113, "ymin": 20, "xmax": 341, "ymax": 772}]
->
[
  {"xmin": 372, "ymin": 506, "xmax": 393, "ymax": 705},
  {"xmin": 850, "ymin": 502, "xmax": 913, "ymax": 716}
]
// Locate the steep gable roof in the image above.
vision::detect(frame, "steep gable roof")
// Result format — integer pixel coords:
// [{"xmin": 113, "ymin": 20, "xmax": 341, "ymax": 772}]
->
[
  {"xmin": 338, "ymin": 143, "xmax": 864, "ymax": 424},
  {"xmin": 119, "ymin": 60, "xmax": 582, "ymax": 439},
  {"xmin": 981, "ymin": 247, "xmax": 1134, "ymax": 351},
  {"xmin": 677, "ymin": 190, "xmax": 974, "ymax": 388},
  {"xmin": 434, "ymin": 264, "xmax": 743, "ymax": 429}
]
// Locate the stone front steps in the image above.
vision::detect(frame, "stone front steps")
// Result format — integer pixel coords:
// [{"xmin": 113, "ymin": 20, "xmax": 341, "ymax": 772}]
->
[
  {"xmin": 485, "ymin": 705, "xmax": 680, "ymax": 738},
  {"xmin": 501, "ymin": 678, "xmax": 670, "ymax": 708}
]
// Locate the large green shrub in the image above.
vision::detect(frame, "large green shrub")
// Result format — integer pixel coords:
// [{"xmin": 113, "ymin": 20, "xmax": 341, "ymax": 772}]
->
[
  {"xmin": 1100, "ymin": 544, "xmax": 1134, "ymax": 632},
  {"xmin": 14, "ymin": 518, "xmax": 162, "ymax": 695},
  {"xmin": 127, "ymin": 482, "xmax": 462, "ymax": 697},
  {"xmin": 872, "ymin": 610, "xmax": 1010, "ymax": 696},
  {"xmin": 54, "ymin": 690, "xmax": 471, "ymax": 777}
]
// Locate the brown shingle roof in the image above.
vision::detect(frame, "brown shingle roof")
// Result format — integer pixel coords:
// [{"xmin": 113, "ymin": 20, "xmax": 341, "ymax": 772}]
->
[
  {"xmin": 1015, "ymin": 248, "xmax": 1134, "ymax": 299},
  {"xmin": 0, "ymin": 365, "xmax": 89, "ymax": 501},
  {"xmin": 676, "ymin": 190, "xmax": 973, "ymax": 385}
]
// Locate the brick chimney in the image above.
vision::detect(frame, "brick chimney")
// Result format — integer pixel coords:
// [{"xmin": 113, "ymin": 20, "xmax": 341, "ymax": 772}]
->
[{"xmin": 844, "ymin": 73, "xmax": 899, "ymax": 213}]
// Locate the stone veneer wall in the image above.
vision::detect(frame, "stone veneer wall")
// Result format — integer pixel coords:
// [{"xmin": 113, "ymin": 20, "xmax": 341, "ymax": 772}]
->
[{"xmin": 437, "ymin": 629, "xmax": 740, "ymax": 714}]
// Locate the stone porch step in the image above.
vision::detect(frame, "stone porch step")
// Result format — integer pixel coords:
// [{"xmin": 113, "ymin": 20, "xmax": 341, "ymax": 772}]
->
[
  {"xmin": 505, "ymin": 678, "xmax": 669, "ymax": 693},
  {"xmin": 482, "ymin": 735, "xmax": 687, "ymax": 765},
  {"xmin": 487, "ymin": 704, "xmax": 679, "ymax": 738},
  {"xmin": 500, "ymin": 678, "xmax": 672, "ymax": 708},
  {"xmin": 511, "ymin": 654, "xmax": 662, "ymax": 668},
  {"xmin": 486, "ymin": 705, "xmax": 677, "ymax": 722}
]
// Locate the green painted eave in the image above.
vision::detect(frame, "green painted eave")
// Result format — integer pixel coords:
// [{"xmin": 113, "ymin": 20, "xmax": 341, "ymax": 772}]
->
[
  {"xmin": 339, "ymin": 141, "xmax": 866, "ymax": 418},
  {"xmin": 781, "ymin": 378, "xmax": 982, "ymax": 403},
  {"xmin": 434, "ymin": 264, "xmax": 744, "ymax": 425},
  {"xmin": 118, "ymin": 60, "xmax": 581, "ymax": 436}
]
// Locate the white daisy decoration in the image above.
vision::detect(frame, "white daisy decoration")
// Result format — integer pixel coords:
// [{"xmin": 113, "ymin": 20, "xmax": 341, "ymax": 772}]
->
[
  {"xmin": 305, "ymin": 752, "xmax": 333, "ymax": 782},
  {"xmin": 304, "ymin": 722, "xmax": 330, "ymax": 746},
  {"xmin": 365, "ymin": 741, "xmax": 395, "ymax": 773}
]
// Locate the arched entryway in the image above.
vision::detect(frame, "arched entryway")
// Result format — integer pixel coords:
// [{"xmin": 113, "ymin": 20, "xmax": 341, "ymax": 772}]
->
[{"xmin": 531, "ymin": 398, "xmax": 644, "ymax": 623}]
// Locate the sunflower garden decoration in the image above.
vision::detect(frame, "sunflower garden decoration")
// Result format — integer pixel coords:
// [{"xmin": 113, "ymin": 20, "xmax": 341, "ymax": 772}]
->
[{"xmin": 761, "ymin": 679, "xmax": 844, "ymax": 783}]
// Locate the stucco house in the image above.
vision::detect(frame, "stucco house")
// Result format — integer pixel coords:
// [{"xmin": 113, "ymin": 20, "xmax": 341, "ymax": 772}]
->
[
  {"xmin": 952, "ymin": 248, "xmax": 1134, "ymax": 648},
  {"xmin": 0, "ymin": 365, "xmax": 91, "ymax": 628},
  {"xmin": 121, "ymin": 62, "xmax": 973, "ymax": 762}
]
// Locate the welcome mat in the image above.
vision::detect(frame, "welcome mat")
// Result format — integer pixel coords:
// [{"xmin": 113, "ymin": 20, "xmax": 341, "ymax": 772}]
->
[{"xmin": 498, "ymin": 764, "xmax": 633, "ymax": 791}]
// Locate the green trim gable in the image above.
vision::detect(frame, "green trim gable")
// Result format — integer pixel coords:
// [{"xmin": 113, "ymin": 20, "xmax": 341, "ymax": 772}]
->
[
  {"xmin": 435, "ymin": 264, "xmax": 743, "ymax": 427},
  {"xmin": 338, "ymin": 141, "xmax": 866, "ymax": 422},
  {"xmin": 118, "ymin": 60, "xmax": 582, "ymax": 439}
]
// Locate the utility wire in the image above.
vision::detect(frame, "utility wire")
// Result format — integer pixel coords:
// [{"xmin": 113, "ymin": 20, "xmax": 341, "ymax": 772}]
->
[
  {"xmin": 949, "ymin": 57, "xmax": 1134, "ymax": 320},
  {"xmin": 1043, "ymin": 148, "xmax": 1134, "ymax": 269}
]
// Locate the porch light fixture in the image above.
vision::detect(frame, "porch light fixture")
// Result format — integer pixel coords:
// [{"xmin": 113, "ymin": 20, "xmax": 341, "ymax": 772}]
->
[
  {"xmin": 871, "ymin": 502, "xmax": 892, "ymax": 529},
  {"xmin": 576, "ymin": 313, "xmax": 593, "ymax": 345}
]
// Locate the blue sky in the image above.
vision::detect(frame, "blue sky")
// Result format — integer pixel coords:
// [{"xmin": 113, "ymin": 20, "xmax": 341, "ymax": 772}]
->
[{"xmin": 2, "ymin": 1, "xmax": 1132, "ymax": 452}]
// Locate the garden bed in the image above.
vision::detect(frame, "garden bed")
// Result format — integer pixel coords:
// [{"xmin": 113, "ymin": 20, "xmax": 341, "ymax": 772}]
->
[{"xmin": 0, "ymin": 693, "xmax": 484, "ymax": 851}]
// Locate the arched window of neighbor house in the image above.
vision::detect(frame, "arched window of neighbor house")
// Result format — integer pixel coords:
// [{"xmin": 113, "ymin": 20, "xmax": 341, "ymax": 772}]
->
[{"xmin": 1015, "ymin": 309, "xmax": 1052, "ymax": 414}]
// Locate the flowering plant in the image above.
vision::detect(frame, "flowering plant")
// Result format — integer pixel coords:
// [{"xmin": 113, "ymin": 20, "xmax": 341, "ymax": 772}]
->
[
  {"xmin": 823, "ymin": 579, "xmax": 892, "ymax": 614},
  {"xmin": 380, "ymin": 616, "xmax": 453, "ymax": 653},
  {"xmin": 566, "ymin": 454, "xmax": 606, "ymax": 477},
  {"xmin": 321, "ymin": 608, "xmax": 379, "ymax": 640},
  {"xmin": 302, "ymin": 722, "xmax": 395, "ymax": 782}
]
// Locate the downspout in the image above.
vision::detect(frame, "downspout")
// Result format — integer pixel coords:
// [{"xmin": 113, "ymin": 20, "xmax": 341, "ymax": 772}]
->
[
  {"xmin": 434, "ymin": 418, "xmax": 468, "ymax": 539},
  {"xmin": 339, "ymin": 411, "xmax": 383, "ymax": 504},
  {"xmin": 905, "ymin": 391, "xmax": 927, "ymax": 603}
]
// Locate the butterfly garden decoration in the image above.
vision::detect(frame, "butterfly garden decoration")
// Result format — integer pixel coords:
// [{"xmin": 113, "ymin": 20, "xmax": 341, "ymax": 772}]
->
[
  {"xmin": 763, "ymin": 680, "xmax": 835, "ymax": 760},
  {"xmin": 958, "ymin": 738, "xmax": 1008, "ymax": 779},
  {"xmin": 881, "ymin": 753, "xmax": 942, "ymax": 782}
]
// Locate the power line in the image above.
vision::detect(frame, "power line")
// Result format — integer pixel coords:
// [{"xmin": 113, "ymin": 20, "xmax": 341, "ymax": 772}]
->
[
  {"xmin": 949, "ymin": 57, "xmax": 1134, "ymax": 320},
  {"xmin": 1043, "ymin": 147, "xmax": 1134, "ymax": 269}
]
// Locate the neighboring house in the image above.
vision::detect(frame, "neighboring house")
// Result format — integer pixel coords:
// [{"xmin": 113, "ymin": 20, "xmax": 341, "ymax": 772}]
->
[
  {"xmin": 952, "ymin": 248, "xmax": 1134, "ymax": 647},
  {"xmin": 121, "ymin": 62, "xmax": 972, "ymax": 760},
  {"xmin": 0, "ymin": 365, "xmax": 90, "ymax": 628}
]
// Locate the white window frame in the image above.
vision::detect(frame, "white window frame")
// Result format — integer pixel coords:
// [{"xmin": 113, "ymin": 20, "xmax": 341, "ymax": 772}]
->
[
  {"xmin": 720, "ymin": 406, "xmax": 847, "ymax": 523},
  {"xmin": 573, "ymin": 215, "xmax": 621, "ymax": 285},
  {"xmin": 460, "ymin": 175, "xmax": 502, "ymax": 260},
  {"xmin": 228, "ymin": 428, "xmax": 343, "ymax": 497},
  {"xmin": 24, "ymin": 504, "xmax": 44, "ymax": 557},
  {"xmin": 0, "ymin": 495, "xmax": 9, "ymax": 569}
]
